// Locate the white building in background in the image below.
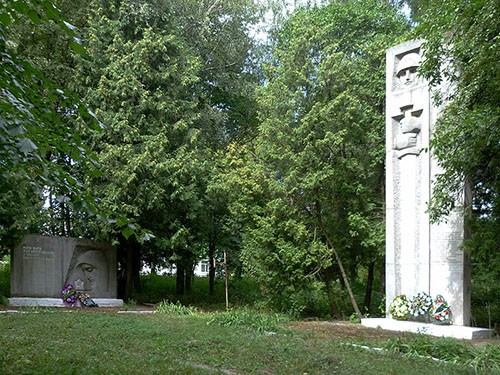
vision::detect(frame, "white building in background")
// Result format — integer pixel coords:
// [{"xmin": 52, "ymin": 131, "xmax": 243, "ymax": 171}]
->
[{"xmin": 194, "ymin": 261, "xmax": 210, "ymax": 277}]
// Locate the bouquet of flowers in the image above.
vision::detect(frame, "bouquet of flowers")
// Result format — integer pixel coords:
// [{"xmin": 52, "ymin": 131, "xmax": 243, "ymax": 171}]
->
[
  {"xmin": 78, "ymin": 293, "xmax": 98, "ymax": 308},
  {"xmin": 430, "ymin": 294, "xmax": 452, "ymax": 324},
  {"xmin": 408, "ymin": 292, "xmax": 433, "ymax": 319},
  {"xmin": 61, "ymin": 285, "xmax": 98, "ymax": 307},
  {"xmin": 389, "ymin": 295, "xmax": 409, "ymax": 320},
  {"xmin": 61, "ymin": 284, "xmax": 78, "ymax": 306}
]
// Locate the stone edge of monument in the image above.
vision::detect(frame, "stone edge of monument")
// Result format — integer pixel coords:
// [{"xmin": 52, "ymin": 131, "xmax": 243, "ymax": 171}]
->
[
  {"xmin": 8, "ymin": 297, "xmax": 123, "ymax": 308},
  {"xmin": 361, "ymin": 318, "xmax": 492, "ymax": 340}
]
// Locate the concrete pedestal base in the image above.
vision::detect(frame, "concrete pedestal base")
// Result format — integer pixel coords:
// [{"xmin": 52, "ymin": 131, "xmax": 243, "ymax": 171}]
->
[
  {"xmin": 361, "ymin": 318, "xmax": 492, "ymax": 340},
  {"xmin": 8, "ymin": 297, "xmax": 123, "ymax": 308}
]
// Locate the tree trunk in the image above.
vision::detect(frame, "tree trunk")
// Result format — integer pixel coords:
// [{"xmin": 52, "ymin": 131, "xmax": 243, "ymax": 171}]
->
[
  {"xmin": 330, "ymin": 240, "xmax": 363, "ymax": 319},
  {"xmin": 150, "ymin": 262, "xmax": 157, "ymax": 275},
  {"xmin": 49, "ymin": 188, "xmax": 56, "ymax": 235},
  {"xmin": 324, "ymin": 267, "xmax": 341, "ymax": 318},
  {"xmin": 185, "ymin": 262, "xmax": 193, "ymax": 293},
  {"xmin": 209, "ymin": 233, "xmax": 216, "ymax": 295},
  {"xmin": 378, "ymin": 261, "xmax": 385, "ymax": 294},
  {"xmin": 363, "ymin": 260, "xmax": 375, "ymax": 313},
  {"xmin": 64, "ymin": 202, "xmax": 71, "ymax": 236},
  {"xmin": 124, "ymin": 237, "xmax": 135, "ymax": 302},
  {"xmin": 133, "ymin": 247, "xmax": 142, "ymax": 294},
  {"xmin": 176, "ymin": 262, "xmax": 185, "ymax": 295},
  {"xmin": 315, "ymin": 199, "xmax": 363, "ymax": 319}
]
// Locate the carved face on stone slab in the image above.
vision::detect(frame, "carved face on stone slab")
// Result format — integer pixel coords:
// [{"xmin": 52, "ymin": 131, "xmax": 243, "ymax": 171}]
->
[
  {"xmin": 66, "ymin": 249, "xmax": 109, "ymax": 292},
  {"xmin": 397, "ymin": 52, "xmax": 421, "ymax": 87}
]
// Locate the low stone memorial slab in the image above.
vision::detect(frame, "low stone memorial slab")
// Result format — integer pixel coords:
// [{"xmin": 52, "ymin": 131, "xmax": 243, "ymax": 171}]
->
[
  {"xmin": 9, "ymin": 234, "xmax": 123, "ymax": 307},
  {"xmin": 361, "ymin": 318, "xmax": 491, "ymax": 340}
]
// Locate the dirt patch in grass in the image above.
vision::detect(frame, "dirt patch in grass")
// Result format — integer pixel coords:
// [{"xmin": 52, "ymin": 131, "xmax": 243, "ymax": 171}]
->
[{"xmin": 289, "ymin": 320, "xmax": 404, "ymax": 344}]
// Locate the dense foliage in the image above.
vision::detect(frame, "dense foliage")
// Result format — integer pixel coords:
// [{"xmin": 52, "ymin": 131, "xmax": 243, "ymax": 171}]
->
[
  {"xmin": 0, "ymin": 0, "xmax": 152, "ymax": 252},
  {"xmin": 416, "ymin": 0, "xmax": 500, "ymax": 325},
  {"xmin": 220, "ymin": 0, "xmax": 408, "ymax": 316}
]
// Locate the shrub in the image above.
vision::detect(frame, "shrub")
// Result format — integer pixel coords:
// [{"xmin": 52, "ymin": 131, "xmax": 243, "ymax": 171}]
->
[
  {"xmin": 0, "ymin": 256, "xmax": 10, "ymax": 298},
  {"xmin": 133, "ymin": 274, "xmax": 262, "ymax": 309},
  {"xmin": 207, "ymin": 307, "xmax": 290, "ymax": 333},
  {"xmin": 155, "ymin": 300, "xmax": 199, "ymax": 316},
  {"xmin": 260, "ymin": 281, "xmax": 341, "ymax": 319}
]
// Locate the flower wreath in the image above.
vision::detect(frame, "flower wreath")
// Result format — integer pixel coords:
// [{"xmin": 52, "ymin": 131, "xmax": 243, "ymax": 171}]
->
[
  {"xmin": 430, "ymin": 294, "xmax": 452, "ymax": 324},
  {"xmin": 389, "ymin": 294, "xmax": 409, "ymax": 320},
  {"xmin": 408, "ymin": 292, "xmax": 432, "ymax": 318},
  {"xmin": 61, "ymin": 284, "xmax": 98, "ymax": 307}
]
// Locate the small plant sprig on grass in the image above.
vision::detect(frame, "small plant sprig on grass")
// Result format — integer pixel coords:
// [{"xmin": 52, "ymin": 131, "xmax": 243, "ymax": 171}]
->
[
  {"xmin": 429, "ymin": 295, "xmax": 451, "ymax": 324},
  {"xmin": 207, "ymin": 308, "xmax": 290, "ymax": 333},
  {"xmin": 383, "ymin": 335, "xmax": 500, "ymax": 372},
  {"xmin": 389, "ymin": 295, "xmax": 409, "ymax": 320},
  {"xmin": 465, "ymin": 341, "xmax": 500, "ymax": 373},
  {"xmin": 155, "ymin": 300, "xmax": 198, "ymax": 315},
  {"xmin": 61, "ymin": 284, "xmax": 78, "ymax": 306},
  {"xmin": 123, "ymin": 299, "xmax": 138, "ymax": 311},
  {"xmin": 408, "ymin": 292, "xmax": 432, "ymax": 318}
]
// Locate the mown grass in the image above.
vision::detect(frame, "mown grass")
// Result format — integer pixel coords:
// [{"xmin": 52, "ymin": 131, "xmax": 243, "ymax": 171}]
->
[
  {"xmin": 383, "ymin": 335, "xmax": 500, "ymax": 373},
  {"xmin": 0, "ymin": 310, "xmax": 482, "ymax": 375}
]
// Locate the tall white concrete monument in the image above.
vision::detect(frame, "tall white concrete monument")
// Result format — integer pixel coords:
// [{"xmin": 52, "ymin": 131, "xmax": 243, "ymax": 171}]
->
[{"xmin": 385, "ymin": 40, "xmax": 471, "ymax": 326}]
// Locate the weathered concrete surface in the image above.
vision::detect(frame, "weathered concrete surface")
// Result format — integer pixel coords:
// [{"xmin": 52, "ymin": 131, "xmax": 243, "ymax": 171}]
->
[
  {"xmin": 385, "ymin": 40, "xmax": 470, "ymax": 326},
  {"xmin": 11, "ymin": 235, "xmax": 117, "ymax": 299}
]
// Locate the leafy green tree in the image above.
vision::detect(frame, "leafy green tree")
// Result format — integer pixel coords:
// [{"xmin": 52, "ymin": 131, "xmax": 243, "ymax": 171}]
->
[
  {"xmin": 0, "ymin": 178, "xmax": 41, "ymax": 254},
  {"xmin": 416, "ymin": 0, "xmax": 500, "ymax": 323},
  {"xmin": 0, "ymin": 0, "xmax": 131, "ymax": 253},
  {"xmin": 74, "ymin": 0, "xmax": 262, "ymax": 299},
  {"xmin": 416, "ymin": 0, "xmax": 500, "ymax": 227},
  {"xmin": 0, "ymin": 0, "xmax": 90, "ymax": 195},
  {"xmin": 6, "ymin": 0, "xmax": 93, "ymax": 238},
  {"xmin": 227, "ymin": 0, "xmax": 408, "ymax": 317},
  {"xmin": 169, "ymin": 0, "xmax": 262, "ymax": 144},
  {"xmin": 167, "ymin": 0, "xmax": 263, "ymax": 294},
  {"xmin": 74, "ymin": 0, "xmax": 203, "ymax": 299},
  {"xmin": 390, "ymin": 0, "xmax": 429, "ymax": 20}
]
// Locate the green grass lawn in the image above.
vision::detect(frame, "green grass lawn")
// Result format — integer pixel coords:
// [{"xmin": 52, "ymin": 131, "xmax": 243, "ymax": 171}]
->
[{"xmin": 0, "ymin": 310, "xmax": 483, "ymax": 375}]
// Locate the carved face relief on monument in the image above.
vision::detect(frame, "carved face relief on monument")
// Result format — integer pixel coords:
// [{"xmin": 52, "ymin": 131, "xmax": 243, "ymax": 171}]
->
[
  {"xmin": 65, "ymin": 248, "xmax": 109, "ymax": 293},
  {"xmin": 393, "ymin": 105, "xmax": 423, "ymax": 158},
  {"xmin": 396, "ymin": 52, "xmax": 421, "ymax": 88}
]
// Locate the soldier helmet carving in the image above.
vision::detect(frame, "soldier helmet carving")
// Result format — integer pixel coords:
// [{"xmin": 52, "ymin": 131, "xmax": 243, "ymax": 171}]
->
[{"xmin": 396, "ymin": 52, "xmax": 421, "ymax": 76}]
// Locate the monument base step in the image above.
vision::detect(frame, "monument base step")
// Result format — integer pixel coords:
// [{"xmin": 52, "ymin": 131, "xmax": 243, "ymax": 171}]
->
[
  {"xmin": 8, "ymin": 297, "xmax": 123, "ymax": 308},
  {"xmin": 361, "ymin": 318, "xmax": 492, "ymax": 340}
]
